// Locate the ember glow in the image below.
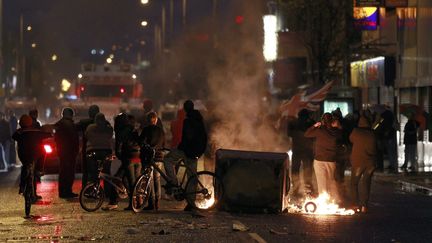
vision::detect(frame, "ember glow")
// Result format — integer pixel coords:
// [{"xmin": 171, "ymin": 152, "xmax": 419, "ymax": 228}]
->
[
  {"xmin": 197, "ymin": 192, "xmax": 216, "ymax": 210},
  {"xmin": 289, "ymin": 192, "xmax": 355, "ymax": 215}
]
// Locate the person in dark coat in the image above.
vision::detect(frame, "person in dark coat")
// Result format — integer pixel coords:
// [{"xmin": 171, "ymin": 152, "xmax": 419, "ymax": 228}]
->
[
  {"xmin": 304, "ymin": 113, "xmax": 342, "ymax": 204},
  {"xmin": 54, "ymin": 107, "xmax": 79, "ymax": 198},
  {"xmin": 401, "ymin": 115, "xmax": 419, "ymax": 171},
  {"xmin": 114, "ymin": 113, "xmax": 141, "ymax": 210},
  {"xmin": 349, "ymin": 116, "xmax": 377, "ymax": 213},
  {"xmin": 12, "ymin": 115, "xmax": 51, "ymax": 217},
  {"xmin": 381, "ymin": 109, "xmax": 398, "ymax": 172},
  {"xmin": 85, "ymin": 113, "xmax": 117, "ymax": 210},
  {"xmin": 163, "ymin": 100, "xmax": 207, "ymax": 211},
  {"xmin": 76, "ymin": 105, "xmax": 100, "ymax": 187},
  {"xmin": 0, "ymin": 112, "xmax": 11, "ymax": 170},
  {"xmin": 140, "ymin": 111, "xmax": 165, "ymax": 210},
  {"xmin": 8, "ymin": 109, "xmax": 18, "ymax": 167},
  {"xmin": 287, "ymin": 109, "xmax": 315, "ymax": 198}
]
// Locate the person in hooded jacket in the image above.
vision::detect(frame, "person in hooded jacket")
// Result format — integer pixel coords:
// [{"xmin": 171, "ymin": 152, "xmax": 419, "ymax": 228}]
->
[
  {"xmin": 163, "ymin": 100, "xmax": 207, "ymax": 211},
  {"xmin": 305, "ymin": 113, "xmax": 342, "ymax": 204},
  {"xmin": 349, "ymin": 116, "xmax": 378, "ymax": 213},
  {"xmin": 85, "ymin": 113, "xmax": 117, "ymax": 210},
  {"xmin": 77, "ymin": 105, "xmax": 100, "ymax": 188},
  {"xmin": 54, "ymin": 108, "xmax": 80, "ymax": 198},
  {"xmin": 12, "ymin": 115, "xmax": 51, "ymax": 217}
]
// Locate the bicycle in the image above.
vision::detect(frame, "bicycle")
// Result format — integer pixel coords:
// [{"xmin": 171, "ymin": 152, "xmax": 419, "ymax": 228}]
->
[
  {"xmin": 131, "ymin": 146, "xmax": 223, "ymax": 213},
  {"xmin": 79, "ymin": 152, "xmax": 129, "ymax": 212}
]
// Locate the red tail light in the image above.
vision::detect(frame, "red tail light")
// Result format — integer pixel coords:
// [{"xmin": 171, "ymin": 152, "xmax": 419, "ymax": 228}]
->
[{"xmin": 44, "ymin": 144, "xmax": 53, "ymax": 154}]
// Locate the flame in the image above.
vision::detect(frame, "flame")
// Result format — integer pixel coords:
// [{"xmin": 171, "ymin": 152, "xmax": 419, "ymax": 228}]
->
[
  {"xmin": 194, "ymin": 175, "xmax": 217, "ymax": 210},
  {"xmin": 289, "ymin": 192, "xmax": 355, "ymax": 215},
  {"xmin": 197, "ymin": 194, "xmax": 215, "ymax": 209}
]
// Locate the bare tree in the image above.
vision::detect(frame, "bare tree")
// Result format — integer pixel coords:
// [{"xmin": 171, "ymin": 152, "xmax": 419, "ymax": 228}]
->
[{"xmin": 278, "ymin": 0, "xmax": 360, "ymax": 84}]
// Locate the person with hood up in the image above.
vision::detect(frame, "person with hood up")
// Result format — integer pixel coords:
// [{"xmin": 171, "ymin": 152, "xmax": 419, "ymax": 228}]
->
[
  {"xmin": 163, "ymin": 100, "xmax": 207, "ymax": 211},
  {"xmin": 54, "ymin": 107, "xmax": 79, "ymax": 198},
  {"xmin": 12, "ymin": 115, "xmax": 51, "ymax": 217},
  {"xmin": 85, "ymin": 113, "xmax": 116, "ymax": 210},
  {"xmin": 349, "ymin": 116, "xmax": 378, "ymax": 213},
  {"xmin": 77, "ymin": 105, "xmax": 100, "ymax": 187},
  {"xmin": 305, "ymin": 113, "xmax": 342, "ymax": 204}
]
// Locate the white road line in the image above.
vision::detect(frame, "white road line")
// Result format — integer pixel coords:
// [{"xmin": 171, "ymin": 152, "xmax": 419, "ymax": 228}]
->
[
  {"xmin": 249, "ymin": 232, "xmax": 267, "ymax": 243},
  {"xmin": 232, "ymin": 220, "xmax": 267, "ymax": 243}
]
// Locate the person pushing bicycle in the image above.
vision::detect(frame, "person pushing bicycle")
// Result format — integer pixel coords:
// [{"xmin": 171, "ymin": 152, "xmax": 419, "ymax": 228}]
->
[
  {"xmin": 139, "ymin": 111, "xmax": 165, "ymax": 210},
  {"xmin": 12, "ymin": 115, "xmax": 52, "ymax": 218},
  {"xmin": 162, "ymin": 100, "xmax": 208, "ymax": 211}
]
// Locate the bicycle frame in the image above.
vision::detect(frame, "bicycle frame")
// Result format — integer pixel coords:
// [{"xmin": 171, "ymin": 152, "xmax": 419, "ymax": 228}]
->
[
  {"xmin": 98, "ymin": 172, "xmax": 125, "ymax": 193},
  {"xmin": 149, "ymin": 159, "xmax": 207, "ymax": 194}
]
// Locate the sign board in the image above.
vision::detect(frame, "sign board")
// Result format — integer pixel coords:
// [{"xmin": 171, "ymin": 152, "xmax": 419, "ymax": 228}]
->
[
  {"xmin": 385, "ymin": 0, "xmax": 408, "ymax": 7},
  {"xmin": 354, "ymin": 7, "xmax": 379, "ymax": 30},
  {"xmin": 356, "ymin": 0, "xmax": 382, "ymax": 7}
]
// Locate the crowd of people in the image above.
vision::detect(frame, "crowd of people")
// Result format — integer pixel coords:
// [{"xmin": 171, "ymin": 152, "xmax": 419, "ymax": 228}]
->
[
  {"xmin": 287, "ymin": 106, "xmax": 420, "ymax": 213},
  {"xmin": 0, "ymin": 98, "xmax": 422, "ymax": 216},
  {"xmin": 3, "ymin": 99, "xmax": 207, "ymax": 217}
]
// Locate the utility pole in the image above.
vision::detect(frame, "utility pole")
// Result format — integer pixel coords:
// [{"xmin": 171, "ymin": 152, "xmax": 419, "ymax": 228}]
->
[{"xmin": 182, "ymin": 0, "xmax": 187, "ymax": 28}]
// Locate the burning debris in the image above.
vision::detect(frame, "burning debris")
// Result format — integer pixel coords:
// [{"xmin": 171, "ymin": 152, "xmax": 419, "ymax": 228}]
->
[{"xmin": 288, "ymin": 192, "xmax": 355, "ymax": 216}]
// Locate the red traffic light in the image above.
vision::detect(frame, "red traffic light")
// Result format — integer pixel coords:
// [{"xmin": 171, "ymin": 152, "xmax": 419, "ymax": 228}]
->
[
  {"xmin": 120, "ymin": 87, "xmax": 125, "ymax": 94},
  {"xmin": 80, "ymin": 85, "xmax": 85, "ymax": 91}
]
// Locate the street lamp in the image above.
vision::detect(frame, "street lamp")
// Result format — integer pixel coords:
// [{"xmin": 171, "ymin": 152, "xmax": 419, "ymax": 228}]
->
[
  {"xmin": 51, "ymin": 54, "xmax": 58, "ymax": 62},
  {"xmin": 140, "ymin": 0, "xmax": 149, "ymax": 5},
  {"xmin": 141, "ymin": 20, "xmax": 148, "ymax": 27},
  {"xmin": 31, "ymin": 43, "xmax": 36, "ymax": 48},
  {"xmin": 26, "ymin": 25, "xmax": 32, "ymax": 31}
]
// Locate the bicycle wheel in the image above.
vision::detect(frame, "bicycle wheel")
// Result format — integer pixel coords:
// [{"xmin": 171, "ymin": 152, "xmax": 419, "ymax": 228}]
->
[
  {"xmin": 79, "ymin": 183, "xmax": 105, "ymax": 212},
  {"xmin": 184, "ymin": 171, "xmax": 223, "ymax": 210},
  {"xmin": 131, "ymin": 173, "xmax": 151, "ymax": 213}
]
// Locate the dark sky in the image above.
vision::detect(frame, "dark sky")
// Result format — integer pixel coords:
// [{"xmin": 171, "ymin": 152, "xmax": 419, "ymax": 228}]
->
[{"xmin": 3, "ymin": 0, "xmax": 231, "ymax": 78}]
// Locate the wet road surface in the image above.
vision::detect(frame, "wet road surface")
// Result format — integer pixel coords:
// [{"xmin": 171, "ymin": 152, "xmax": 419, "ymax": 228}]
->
[{"xmin": 1, "ymin": 167, "xmax": 432, "ymax": 242}]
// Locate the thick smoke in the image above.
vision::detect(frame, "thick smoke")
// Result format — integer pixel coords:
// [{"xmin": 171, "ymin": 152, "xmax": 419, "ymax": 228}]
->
[{"xmin": 206, "ymin": 0, "xmax": 288, "ymax": 153}]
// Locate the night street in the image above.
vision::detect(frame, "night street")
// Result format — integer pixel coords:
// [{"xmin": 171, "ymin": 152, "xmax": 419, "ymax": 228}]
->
[
  {"xmin": 2, "ymin": 0, "xmax": 432, "ymax": 242},
  {"xmin": 1, "ymin": 167, "xmax": 432, "ymax": 243}
]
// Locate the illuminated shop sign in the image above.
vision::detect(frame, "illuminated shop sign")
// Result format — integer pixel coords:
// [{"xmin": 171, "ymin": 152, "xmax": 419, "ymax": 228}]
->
[
  {"xmin": 354, "ymin": 7, "xmax": 379, "ymax": 30},
  {"xmin": 351, "ymin": 57, "xmax": 385, "ymax": 87},
  {"xmin": 385, "ymin": 0, "xmax": 408, "ymax": 7},
  {"xmin": 356, "ymin": 0, "xmax": 382, "ymax": 7}
]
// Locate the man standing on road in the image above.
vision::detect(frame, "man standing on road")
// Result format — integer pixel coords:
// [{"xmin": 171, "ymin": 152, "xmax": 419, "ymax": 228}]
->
[
  {"xmin": 8, "ymin": 110, "xmax": 18, "ymax": 167},
  {"xmin": 0, "ymin": 112, "xmax": 11, "ymax": 171},
  {"xmin": 401, "ymin": 115, "xmax": 419, "ymax": 171},
  {"xmin": 349, "ymin": 115, "xmax": 377, "ymax": 213},
  {"xmin": 163, "ymin": 100, "xmax": 207, "ymax": 211},
  {"xmin": 305, "ymin": 113, "xmax": 342, "ymax": 204},
  {"xmin": 140, "ymin": 111, "xmax": 165, "ymax": 210},
  {"xmin": 55, "ymin": 108, "xmax": 79, "ymax": 198},
  {"xmin": 287, "ymin": 109, "xmax": 316, "ymax": 199},
  {"xmin": 76, "ymin": 105, "xmax": 100, "ymax": 187}
]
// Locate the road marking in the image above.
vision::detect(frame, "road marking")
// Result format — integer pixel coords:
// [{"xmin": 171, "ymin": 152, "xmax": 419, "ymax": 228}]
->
[
  {"xmin": 249, "ymin": 232, "xmax": 267, "ymax": 243},
  {"xmin": 232, "ymin": 220, "xmax": 267, "ymax": 243}
]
